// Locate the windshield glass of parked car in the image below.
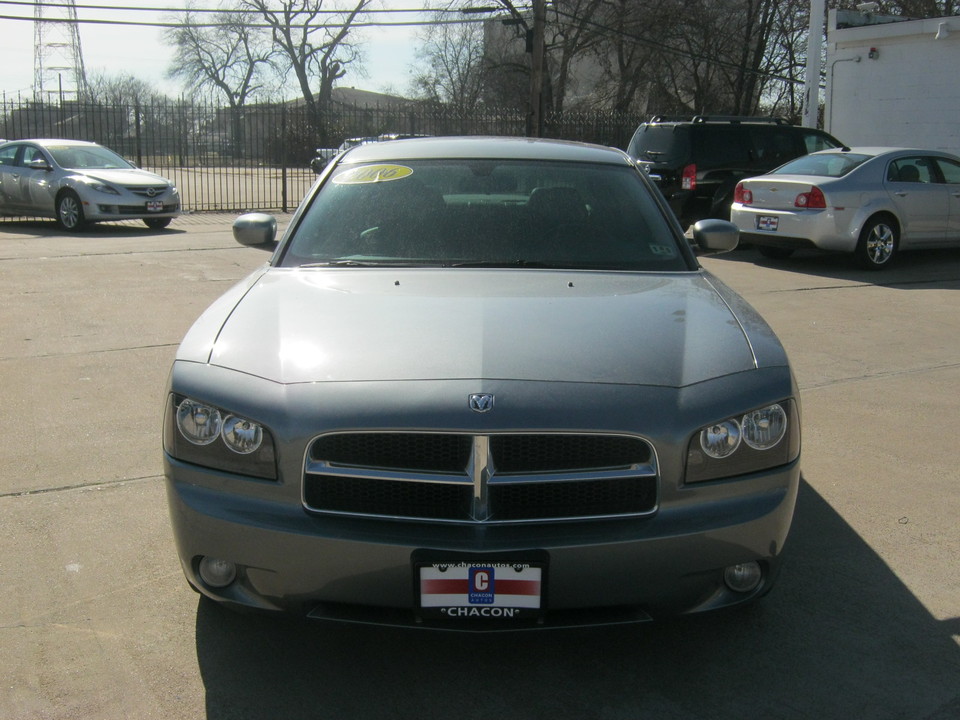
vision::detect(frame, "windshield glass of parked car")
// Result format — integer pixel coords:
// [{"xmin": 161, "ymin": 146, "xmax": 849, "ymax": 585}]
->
[
  {"xmin": 772, "ymin": 152, "xmax": 871, "ymax": 178},
  {"xmin": 281, "ymin": 159, "xmax": 688, "ymax": 271},
  {"xmin": 47, "ymin": 145, "xmax": 134, "ymax": 170}
]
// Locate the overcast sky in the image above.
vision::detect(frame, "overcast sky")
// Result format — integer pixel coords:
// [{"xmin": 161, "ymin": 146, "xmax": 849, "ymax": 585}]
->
[{"xmin": 0, "ymin": 3, "xmax": 422, "ymax": 101}]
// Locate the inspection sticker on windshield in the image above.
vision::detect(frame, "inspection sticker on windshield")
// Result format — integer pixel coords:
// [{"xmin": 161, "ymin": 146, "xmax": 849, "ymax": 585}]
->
[
  {"xmin": 333, "ymin": 164, "xmax": 413, "ymax": 185},
  {"xmin": 757, "ymin": 215, "xmax": 779, "ymax": 232},
  {"xmin": 419, "ymin": 562, "xmax": 542, "ymax": 619}
]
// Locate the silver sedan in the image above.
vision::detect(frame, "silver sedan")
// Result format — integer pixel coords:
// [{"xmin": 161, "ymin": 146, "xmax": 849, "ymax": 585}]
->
[
  {"xmin": 164, "ymin": 136, "xmax": 800, "ymax": 630},
  {"xmin": 731, "ymin": 147, "xmax": 960, "ymax": 269},
  {"xmin": 0, "ymin": 138, "xmax": 180, "ymax": 230}
]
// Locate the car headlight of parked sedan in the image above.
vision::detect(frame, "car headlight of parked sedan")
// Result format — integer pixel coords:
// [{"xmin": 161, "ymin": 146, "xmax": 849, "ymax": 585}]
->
[
  {"xmin": 687, "ymin": 401, "xmax": 799, "ymax": 483},
  {"xmin": 164, "ymin": 396, "xmax": 277, "ymax": 480}
]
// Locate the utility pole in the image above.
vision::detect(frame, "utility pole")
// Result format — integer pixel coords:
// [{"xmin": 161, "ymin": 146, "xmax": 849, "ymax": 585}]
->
[
  {"xmin": 527, "ymin": 0, "xmax": 546, "ymax": 138},
  {"xmin": 33, "ymin": 0, "xmax": 88, "ymax": 103}
]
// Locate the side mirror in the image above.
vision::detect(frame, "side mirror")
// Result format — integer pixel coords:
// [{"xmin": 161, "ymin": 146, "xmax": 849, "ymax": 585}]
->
[
  {"xmin": 690, "ymin": 219, "xmax": 739, "ymax": 255},
  {"xmin": 27, "ymin": 158, "xmax": 52, "ymax": 171},
  {"xmin": 233, "ymin": 213, "xmax": 278, "ymax": 249}
]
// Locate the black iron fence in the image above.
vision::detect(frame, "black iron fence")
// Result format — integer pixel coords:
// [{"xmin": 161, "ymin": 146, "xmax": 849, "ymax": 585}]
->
[{"xmin": 1, "ymin": 96, "xmax": 641, "ymax": 212}]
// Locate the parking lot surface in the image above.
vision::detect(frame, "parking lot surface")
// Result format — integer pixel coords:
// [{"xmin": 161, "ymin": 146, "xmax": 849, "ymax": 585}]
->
[{"xmin": 1, "ymin": 214, "xmax": 958, "ymax": 719}]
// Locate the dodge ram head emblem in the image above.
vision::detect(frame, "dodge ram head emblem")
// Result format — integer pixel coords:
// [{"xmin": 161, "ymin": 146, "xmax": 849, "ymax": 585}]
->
[{"xmin": 469, "ymin": 394, "xmax": 495, "ymax": 413}]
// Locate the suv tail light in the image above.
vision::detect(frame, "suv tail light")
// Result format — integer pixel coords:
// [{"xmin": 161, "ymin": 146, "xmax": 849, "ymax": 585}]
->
[
  {"xmin": 734, "ymin": 182, "xmax": 752, "ymax": 205},
  {"xmin": 681, "ymin": 164, "xmax": 697, "ymax": 191},
  {"xmin": 795, "ymin": 186, "xmax": 826, "ymax": 209}
]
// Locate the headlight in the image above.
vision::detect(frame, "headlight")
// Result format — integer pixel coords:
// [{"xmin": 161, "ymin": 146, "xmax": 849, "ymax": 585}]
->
[
  {"xmin": 741, "ymin": 404, "xmax": 787, "ymax": 450},
  {"xmin": 87, "ymin": 181, "xmax": 121, "ymax": 195},
  {"xmin": 686, "ymin": 401, "xmax": 799, "ymax": 483},
  {"xmin": 700, "ymin": 420, "xmax": 741, "ymax": 459},
  {"xmin": 164, "ymin": 395, "xmax": 277, "ymax": 480},
  {"xmin": 222, "ymin": 414, "xmax": 263, "ymax": 454},
  {"xmin": 176, "ymin": 399, "xmax": 222, "ymax": 445}
]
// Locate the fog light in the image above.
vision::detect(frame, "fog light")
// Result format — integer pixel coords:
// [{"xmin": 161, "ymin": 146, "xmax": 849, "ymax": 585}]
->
[
  {"xmin": 723, "ymin": 561, "xmax": 763, "ymax": 593},
  {"xmin": 198, "ymin": 556, "xmax": 237, "ymax": 588}
]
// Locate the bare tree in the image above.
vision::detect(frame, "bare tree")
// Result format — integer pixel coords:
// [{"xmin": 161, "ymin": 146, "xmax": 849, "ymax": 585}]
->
[
  {"xmin": 240, "ymin": 0, "xmax": 371, "ymax": 127},
  {"xmin": 586, "ymin": 0, "xmax": 678, "ymax": 113},
  {"xmin": 888, "ymin": 0, "xmax": 957, "ymax": 16},
  {"xmin": 85, "ymin": 71, "xmax": 169, "ymax": 106},
  {"xmin": 413, "ymin": 5, "xmax": 487, "ymax": 113},
  {"xmin": 546, "ymin": 0, "xmax": 606, "ymax": 111},
  {"xmin": 165, "ymin": 6, "xmax": 275, "ymax": 109}
]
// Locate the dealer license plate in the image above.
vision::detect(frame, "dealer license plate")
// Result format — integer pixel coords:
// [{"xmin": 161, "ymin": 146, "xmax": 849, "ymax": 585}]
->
[
  {"xmin": 146, "ymin": 200, "xmax": 164, "ymax": 212},
  {"xmin": 757, "ymin": 215, "xmax": 779, "ymax": 232},
  {"xmin": 416, "ymin": 555, "xmax": 545, "ymax": 622}
]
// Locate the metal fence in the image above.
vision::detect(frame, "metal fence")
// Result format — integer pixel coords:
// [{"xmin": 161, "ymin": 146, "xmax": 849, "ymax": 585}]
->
[{"xmin": 1, "ymin": 96, "xmax": 641, "ymax": 212}]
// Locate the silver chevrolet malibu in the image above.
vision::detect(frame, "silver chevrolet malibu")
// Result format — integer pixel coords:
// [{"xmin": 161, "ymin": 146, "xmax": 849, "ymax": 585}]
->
[{"xmin": 163, "ymin": 136, "xmax": 801, "ymax": 630}]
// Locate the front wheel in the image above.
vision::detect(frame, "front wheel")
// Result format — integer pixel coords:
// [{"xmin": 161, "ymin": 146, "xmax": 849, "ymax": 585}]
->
[
  {"xmin": 856, "ymin": 217, "xmax": 898, "ymax": 270},
  {"xmin": 144, "ymin": 217, "xmax": 172, "ymax": 230},
  {"xmin": 56, "ymin": 190, "xmax": 86, "ymax": 231}
]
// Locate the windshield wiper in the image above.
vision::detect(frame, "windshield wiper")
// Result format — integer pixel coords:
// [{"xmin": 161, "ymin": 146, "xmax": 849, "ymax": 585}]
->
[
  {"xmin": 446, "ymin": 260, "xmax": 555, "ymax": 268},
  {"xmin": 299, "ymin": 259, "xmax": 431, "ymax": 268}
]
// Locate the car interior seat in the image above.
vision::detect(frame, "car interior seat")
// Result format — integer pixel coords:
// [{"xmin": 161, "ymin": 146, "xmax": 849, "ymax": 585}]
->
[{"xmin": 897, "ymin": 164, "xmax": 920, "ymax": 182}]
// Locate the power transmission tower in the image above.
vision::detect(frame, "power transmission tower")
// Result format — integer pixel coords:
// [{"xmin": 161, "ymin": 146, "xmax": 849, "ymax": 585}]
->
[{"xmin": 33, "ymin": 0, "xmax": 89, "ymax": 102}]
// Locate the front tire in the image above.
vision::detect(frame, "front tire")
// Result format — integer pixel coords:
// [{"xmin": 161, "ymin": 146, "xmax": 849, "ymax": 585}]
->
[
  {"xmin": 856, "ymin": 216, "xmax": 898, "ymax": 270},
  {"xmin": 144, "ymin": 217, "xmax": 172, "ymax": 230},
  {"xmin": 56, "ymin": 190, "xmax": 86, "ymax": 231}
]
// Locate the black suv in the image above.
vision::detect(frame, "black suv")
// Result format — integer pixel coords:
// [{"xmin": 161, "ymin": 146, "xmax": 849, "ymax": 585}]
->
[{"xmin": 626, "ymin": 116, "xmax": 844, "ymax": 228}]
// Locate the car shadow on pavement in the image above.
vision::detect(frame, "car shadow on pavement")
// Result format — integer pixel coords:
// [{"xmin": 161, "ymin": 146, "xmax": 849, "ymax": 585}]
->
[
  {"xmin": 193, "ymin": 478, "xmax": 960, "ymax": 720},
  {"xmin": 0, "ymin": 218, "xmax": 185, "ymax": 237},
  {"xmin": 720, "ymin": 245, "xmax": 960, "ymax": 290}
]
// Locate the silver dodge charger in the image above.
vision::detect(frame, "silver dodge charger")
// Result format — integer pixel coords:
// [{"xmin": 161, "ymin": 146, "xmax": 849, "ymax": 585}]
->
[{"xmin": 163, "ymin": 136, "xmax": 801, "ymax": 629}]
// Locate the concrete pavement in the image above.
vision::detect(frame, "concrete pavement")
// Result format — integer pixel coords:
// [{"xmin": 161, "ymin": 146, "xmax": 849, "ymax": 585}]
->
[{"xmin": 1, "ymin": 215, "xmax": 957, "ymax": 719}]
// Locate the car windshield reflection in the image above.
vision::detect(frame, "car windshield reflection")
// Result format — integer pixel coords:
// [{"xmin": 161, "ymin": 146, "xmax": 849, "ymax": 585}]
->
[{"xmin": 280, "ymin": 159, "xmax": 689, "ymax": 272}]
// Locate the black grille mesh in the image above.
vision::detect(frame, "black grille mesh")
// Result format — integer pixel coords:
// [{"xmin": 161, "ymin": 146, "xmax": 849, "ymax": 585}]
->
[
  {"xmin": 312, "ymin": 433, "xmax": 472, "ymax": 472},
  {"xmin": 305, "ymin": 432, "xmax": 656, "ymax": 522},
  {"xmin": 305, "ymin": 475, "xmax": 472, "ymax": 520}
]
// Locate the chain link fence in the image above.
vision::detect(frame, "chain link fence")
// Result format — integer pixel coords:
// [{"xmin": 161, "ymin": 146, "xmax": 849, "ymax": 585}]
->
[{"xmin": 1, "ymin": 96, "xmax": 642, "ymax": 213}]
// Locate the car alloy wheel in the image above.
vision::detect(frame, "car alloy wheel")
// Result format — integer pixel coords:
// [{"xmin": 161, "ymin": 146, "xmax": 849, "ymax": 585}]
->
[
  {"xmin": 57, "ymin": 190, "xmax": 86, "ymax": 231},
  {"xmin": 856, "ymin": 217, "xmax": 898, "ymax": 270}
]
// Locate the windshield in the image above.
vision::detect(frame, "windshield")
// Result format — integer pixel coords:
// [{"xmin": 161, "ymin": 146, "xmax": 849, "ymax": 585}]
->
[
  {"xmin": 280, "ymin": 159, "xmax": 687, "ymax": 272},
  {"xmin": 47, "ymin": 144, "xmax": 133, "ymax": 170},
  {"xmin": 772, "ymin": 152, "xmax": 871, "ymax": 178}
]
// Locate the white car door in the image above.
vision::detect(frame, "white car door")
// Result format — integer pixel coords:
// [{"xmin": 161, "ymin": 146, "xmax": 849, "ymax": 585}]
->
[
  {"xmin": 933, "ymin": 156, "xmax": 960, "ymax": 242},
  {"xmin": 884, "ymin": 157, "xmax": 949, "ymax": 246}
]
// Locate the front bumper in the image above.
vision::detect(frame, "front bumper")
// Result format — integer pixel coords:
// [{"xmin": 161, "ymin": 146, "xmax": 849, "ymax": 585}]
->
[
  {"xmin": 164, "ymin": 454, "xmax": 800, "ymax": 630},
  {"xmin": 86, "ymin": 199, "xmax": 181, "ymax": 221}
]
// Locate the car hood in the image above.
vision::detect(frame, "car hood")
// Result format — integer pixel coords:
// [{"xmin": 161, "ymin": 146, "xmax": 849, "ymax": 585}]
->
[
  {"xmin": 184, "ymin": 269, "xmax": 761, "ymax": 387},
  {"xmin": 69, "ymin": 167, "xmax": 171, "ymax": 186}
]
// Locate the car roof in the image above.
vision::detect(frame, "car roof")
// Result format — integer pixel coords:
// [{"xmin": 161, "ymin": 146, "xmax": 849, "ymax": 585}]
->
[
  {"xmin": 340, "ymin": 136, "xmax": 633, "ymax": 166},
  {"xmin": 810, "ymin": 146, "xmax": 959, "ymax": 159},
  {"xmin": 1, "ymin": 138, "xmax": 100, "ymax": 148}
]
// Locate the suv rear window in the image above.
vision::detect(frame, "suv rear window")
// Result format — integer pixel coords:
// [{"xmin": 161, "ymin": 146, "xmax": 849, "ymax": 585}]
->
[{"xmin": 626, "ymin": 126, "xmax": 690, "ymax": 164}]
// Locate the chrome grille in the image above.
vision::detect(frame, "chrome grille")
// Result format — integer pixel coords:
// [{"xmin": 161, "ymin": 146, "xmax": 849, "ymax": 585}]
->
[
  {"xmin": 303, "ymin": 432, "xmax": 658, "ymax": 523},
  {"xmin": 126, "ymin": 185, "xmax": 170, "ymax": 198}
]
